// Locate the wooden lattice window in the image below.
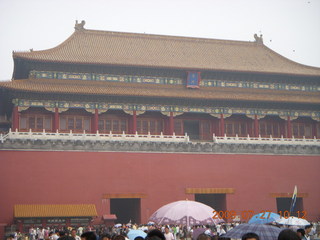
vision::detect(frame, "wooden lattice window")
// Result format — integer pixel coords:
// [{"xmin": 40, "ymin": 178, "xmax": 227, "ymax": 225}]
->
[
  {"xmin": 98, "ymin": 119, "xmax": 127, "ymax": 133},
  {"xmin": 292, "ymin": 123, "xmax": 312, "ymax": 138},
  {"xmin": 20, "ymin": 114, "xmax": 52, "ymax": 132},
  {"xmin": 225, "ymin": 121, "xmax": 248, "ymax": 137},
  {"xmin": 174, "ymin": 120, "xmax": 183, "ymax": 135},
  {"xmin": 60, "ymin": 116, "xmax": 91, "ymax": 132},
  {"xmin": 259, "ymin": 122, "xmax": 280, "ymax": 137},
  {"xmin": 137, "ymin": 118, "xmax": 163, "ymax": 135}
]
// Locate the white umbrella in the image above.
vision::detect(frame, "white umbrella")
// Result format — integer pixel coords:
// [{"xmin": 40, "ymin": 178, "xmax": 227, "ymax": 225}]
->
[
  {"xmin": 276, "ymin": 216, "xmax": 310, "ymax": 226},
  {"xmin": 149, "ymin": 200, "xmax": 224, "ymax": 227}
]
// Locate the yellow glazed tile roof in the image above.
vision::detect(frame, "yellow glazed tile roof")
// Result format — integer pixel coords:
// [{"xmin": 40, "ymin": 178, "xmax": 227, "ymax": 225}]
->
[
  {"xmin": 14, "ymin": 204, "xmax": 98, "ymax": 218},
  {"xmin": 13, "ymin": 28, "xmax": 320, "ymax": 76},
  {"xmin": 0, "ymin": 78, "xmax": 319, "ymax": 104}
]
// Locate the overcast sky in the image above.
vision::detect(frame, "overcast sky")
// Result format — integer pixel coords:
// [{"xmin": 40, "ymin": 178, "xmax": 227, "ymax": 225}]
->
[{"xmin": 0, "ymin": 0, "xmax": 319, "ymax": 81}]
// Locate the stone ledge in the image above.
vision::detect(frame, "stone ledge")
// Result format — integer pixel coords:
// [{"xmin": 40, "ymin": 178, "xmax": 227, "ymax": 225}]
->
[{"xmin": 0, "ymin": 139, "xmax": 319, "ymax": 155}]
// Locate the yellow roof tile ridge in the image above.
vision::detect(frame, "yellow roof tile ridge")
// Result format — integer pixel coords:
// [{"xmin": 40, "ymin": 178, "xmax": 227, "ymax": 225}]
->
[{"xmin": 82, "ymin": 28, "xmax": 257, "ymax": 46}]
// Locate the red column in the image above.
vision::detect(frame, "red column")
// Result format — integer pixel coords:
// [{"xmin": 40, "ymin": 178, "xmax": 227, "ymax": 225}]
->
[
  {"xmin": 92, "ymin": 109, "xmax": 99, "ymax": 133},
  {"xmin": 12, "ymin": 106, "xmax": 19, "ymax": 131},
  {"xmin": 287, "ymin": 116, "xmax": 292, "ymax": 138},
  {"xmin": 220, "ymin": 114, "xmax": 225, "ymax": 136},
  {"xmin": 254, "ymin": 115, "xmax": 259, "ymax": 137},
  {"xmin": 132, "ymin": 110, "xmax": 137, "ymax": 133},
  {"xmin": 169, "ymin": 112, "xmax": 174, "ymax": 135},
  {"xmin": 53, "ymin": 108, "xmax": 59, "ymax": 132}
]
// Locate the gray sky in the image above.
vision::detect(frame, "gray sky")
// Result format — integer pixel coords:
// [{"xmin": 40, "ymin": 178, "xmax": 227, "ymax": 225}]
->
[{"xmin": 0, "ymin": 0, "xmax": 320, "ymax": 81}]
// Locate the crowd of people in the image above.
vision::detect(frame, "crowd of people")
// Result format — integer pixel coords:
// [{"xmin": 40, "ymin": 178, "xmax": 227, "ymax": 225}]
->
[{"xmin": 5, "ymin": 222, "xmax": 320, "ymax": 240}]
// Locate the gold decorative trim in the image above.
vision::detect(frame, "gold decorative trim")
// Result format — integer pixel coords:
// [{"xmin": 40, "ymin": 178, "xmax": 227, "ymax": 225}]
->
[
  {"xmin": 136, "ymin": 111, "xmax": 146, "ymax": 116},
  {"xmin": 311, "ymin": 117, "xmax": 320, "ymax": 122},
  {"xmin": 98, "ymin": 109, "xmax": 108, "ymax": 114},
  {"xmin": 85, "ymin": 109, "xmax": 96, "ymax": 114},
  {"xmin": 44, "ymin": 107, "xmax": 55, "ymax": 113},
  {"xmin": 279, "ymin": 115, "xmax": 288, "ymax": 120},
  {"xmin": 161, "ymin": 111, "xmax": 171, "ymax": 117},
  {"xmin": 209, "ymin": 113, "xmax": 221, "ymax": 118},
  {"xmin": 270, "ymin": 193, "xmax": 308, "ymax": 198},
  {"xmin": 102, "ymin": 193, "xmax": 147, "ymax": 199},
  {"xmin": 123, "ymin": 110, "xmax": 133, "ymax": 115},
  {"xmin": 185, "ymin": 188, "xmax": 235, "ymax": 194},
  {"xmin": 18, "ymin": 106, "xmax": 30, "ymax": 112},
  {"xmin": 223, "ymin": 114, "xmax": 232, "ymax": 119},
  {"xmin": 57, "ymin": 108, "xmax": 69, "ymax": 113}
]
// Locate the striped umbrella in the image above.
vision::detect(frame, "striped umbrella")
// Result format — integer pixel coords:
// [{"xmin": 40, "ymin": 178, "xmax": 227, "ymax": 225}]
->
[{"xmin": 222, "ymin": 224, "xmax": 282, "ymax": 240}]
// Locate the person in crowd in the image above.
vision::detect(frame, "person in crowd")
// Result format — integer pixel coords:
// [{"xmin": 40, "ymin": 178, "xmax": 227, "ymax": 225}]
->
[
  {"xmin": 71, "ymin": 229, "xmax": 81, "ymax": 240},
  {"xmin": 241, "ymin": 233, "xmax": 260, "ymax": 240},
  {"xmin": 81, "ymin": 232, "xmax": 97, "ymax": 240},
  {"xmin": 100, "ymin": 234, "xmax": 112, "ymax": 240},
  {"xmin": 305, "ymin": 224, "xmax": 313, "ymax": 240},
  {"xmin": 297, "ymin": 229, "xmax": 307, "ymax": 240},
  {"xmin": 146, "ymin": 229, "xmax": 165, "ymax": 240},
  {"xmin": 112, "ymin": 235, "xmax": 126, "ymax": 240},
  {"xmin": 196, "ymin": 233, "xmax": 211, "ymax": 240},
  {"xmin": 164, "ymin": 226, "xmax": 174, "ymax": 240},
  {"xmin": 278, "ymin": 229, "xmax": 300, "ymax": 240},
  {"xmin": 204, "ymin": 225, "xmax": 212, "ymax": 237},
  {"xmin": 38, "ymin": 228, "xmax": 45, "ymax": 240}
]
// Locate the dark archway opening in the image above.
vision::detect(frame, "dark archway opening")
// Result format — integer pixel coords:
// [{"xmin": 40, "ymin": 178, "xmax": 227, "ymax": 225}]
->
[
  {"xmin": 110, "ymin": 198, "xmax": 141, "ymax": 224},
  {"xmin": 195, "ymin": 194, "xmax": 226, "ymax": 211},
  {"xmin": 276, "ymin": 197, "xmax": 304, "ymax": 217}
]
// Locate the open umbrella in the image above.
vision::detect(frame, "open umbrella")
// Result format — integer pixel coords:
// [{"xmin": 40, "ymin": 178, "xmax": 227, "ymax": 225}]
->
[
  {"xmin": 222, "ymin": 224, "xmax": 282, "ymax": 240},
  {"xmin": 127, "ymin": 230, "xmax": 147, "ymax": 240},
  {"xmin": 276, "ymin": 216, "xmax": 310, "ymax": 226},
  {"xmin": 148, "ymin": 200, "xmax": 224, "ymax": 227},
  {"xmin": 248, "ymin": 212, "xmax": 281, "ymax": 224}
]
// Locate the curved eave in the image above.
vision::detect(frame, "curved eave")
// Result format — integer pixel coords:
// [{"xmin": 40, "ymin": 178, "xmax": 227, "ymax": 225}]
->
[{"xmin": 0, "ymin": 79, "xmax": 319, "ymax": 105}]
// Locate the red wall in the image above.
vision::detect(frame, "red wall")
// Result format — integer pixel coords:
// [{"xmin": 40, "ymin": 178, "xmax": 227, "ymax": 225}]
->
[{"xmin": 0, "ymin": 150, "xmax": 319, "ymax": 226}]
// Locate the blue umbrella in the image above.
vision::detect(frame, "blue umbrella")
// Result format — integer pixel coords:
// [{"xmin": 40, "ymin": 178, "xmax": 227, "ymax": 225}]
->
[
  {"xmin": 248, "ymin": 212, "xmax": 280, "ymax": 224},
  {"xmin": 127, "ymin": 230, "xmax": 147, "ymax": 240},
  {"xmin": 223, "ymin": 224, "xmax": 282, "ymax": 240}
]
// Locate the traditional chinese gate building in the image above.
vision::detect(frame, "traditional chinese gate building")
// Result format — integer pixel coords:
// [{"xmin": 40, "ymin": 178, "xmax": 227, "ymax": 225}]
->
[{"xmin": 0, "ymin": 22, "xmax": 319, "ymax": 235}]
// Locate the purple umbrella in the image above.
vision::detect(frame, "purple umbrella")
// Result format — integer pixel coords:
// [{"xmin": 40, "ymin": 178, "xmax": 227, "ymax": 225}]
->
[
  {"xmin": 148, "ymin": 200, "xmax": 224, "ymax": 227},
  {"xmin": 222, "ymin": 224, "xmax": 282, "ymax": 240}
]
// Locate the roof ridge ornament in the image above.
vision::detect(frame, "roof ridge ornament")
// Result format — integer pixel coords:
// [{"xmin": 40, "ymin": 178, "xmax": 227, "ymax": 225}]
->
[
  {"xmin": 75, "ymin": 20, "xmax": 86, "ymax": 31},
  {"xmin": 254, "ymin": 33, "xmax": 263, "ymax": 44}
]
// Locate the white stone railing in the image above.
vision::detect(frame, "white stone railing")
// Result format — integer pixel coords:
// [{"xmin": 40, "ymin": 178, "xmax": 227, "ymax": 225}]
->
[
  {"xmin": 1, "ymin": 130, "xmax": 319, "ymax": 146},
  {"xmin": 213, "ymin": 134, "xmax": 320, "ymax": 146},
  {"xmin": 0, "ymin": 129, "xmax": 189, "ymax": 143}
]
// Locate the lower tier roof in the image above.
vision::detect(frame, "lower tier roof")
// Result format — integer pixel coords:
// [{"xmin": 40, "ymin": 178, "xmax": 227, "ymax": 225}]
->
[{"xmin": 0, "ymin": 78, "xmax": 319, "ymax": 104}]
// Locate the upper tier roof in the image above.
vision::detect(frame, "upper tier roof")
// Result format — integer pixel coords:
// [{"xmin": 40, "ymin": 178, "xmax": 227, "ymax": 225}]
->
[{"xmin": 13, "ymin": 24, "xmax": 320, "ymax": 76}]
